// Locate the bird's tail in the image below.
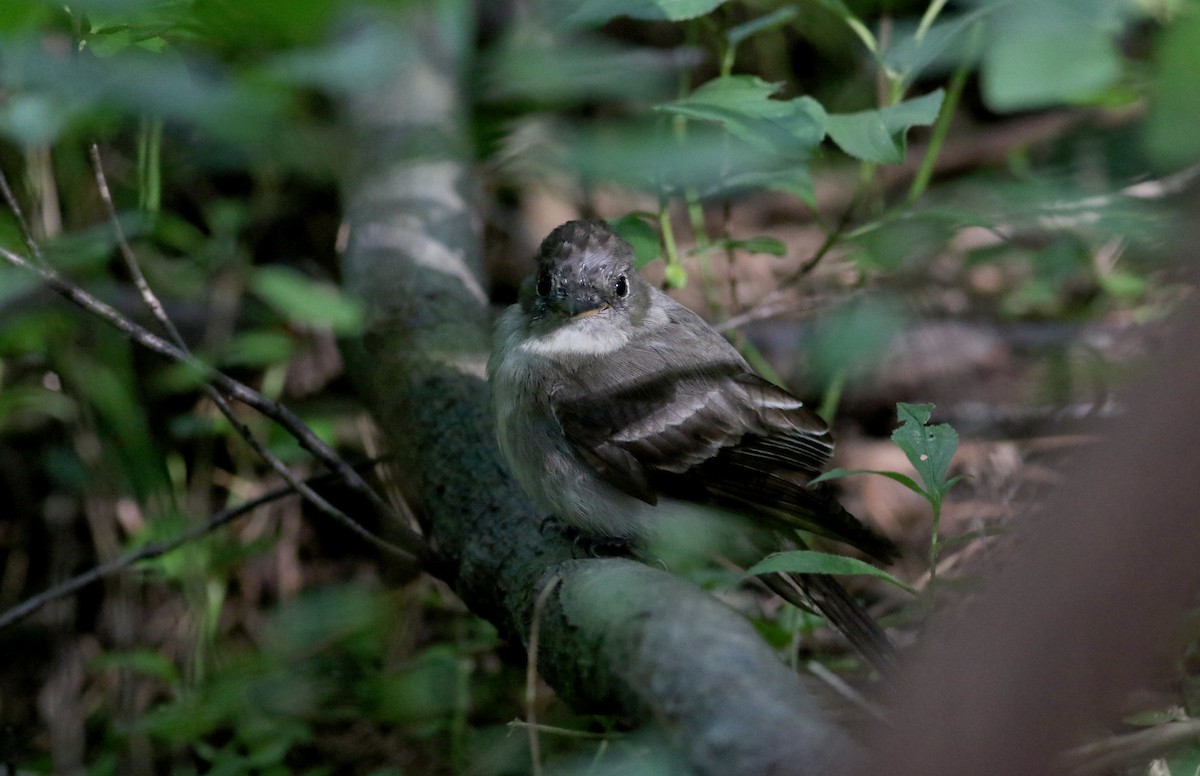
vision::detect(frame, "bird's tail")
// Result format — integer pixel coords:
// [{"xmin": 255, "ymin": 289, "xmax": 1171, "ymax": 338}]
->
[{"xmin": 760, "ymin": 571, "xmax": 897, "ymax": 673}]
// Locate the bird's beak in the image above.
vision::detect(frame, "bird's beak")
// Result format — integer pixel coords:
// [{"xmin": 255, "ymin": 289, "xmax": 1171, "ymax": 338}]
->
[
  {"xmin": 571, "ymin": 305, "xmax": 608, "ymax": 320},
  {"xmin": 550, "ymin": 293, "xmax": 608, "ymax": 319}
]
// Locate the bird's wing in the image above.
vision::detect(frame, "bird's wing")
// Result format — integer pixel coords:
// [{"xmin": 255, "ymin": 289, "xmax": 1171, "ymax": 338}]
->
[{"xmin": 552, "ymin": 299, "xmax": 897, "ymax": 561}]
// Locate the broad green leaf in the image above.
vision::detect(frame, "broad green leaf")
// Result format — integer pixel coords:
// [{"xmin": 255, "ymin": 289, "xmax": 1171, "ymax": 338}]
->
[
  {"xmin": 884, "ymin": 8, "xmax": 993, "ymax": 86},
  {"xmin": 482, "ymin": 30, "xmax": 678, "ymax": 104},
  {"xmin": 570, "ymin": 0, "xmax": 728, "ymax": 24},
  {"xmin": 250, "ymin": 266, "xmax": 364, "ymax": 335},
  {"xmin": 608, "ymin": 214, "xmax": 661, "ymax": 267},
  {"xmin": 890, "ymin": 402, "xmax": 958, "ymax": 500},
  {"xmin": 826, "ymin": 90, "xmax": 943, "ymax": 164},
  {"xmin": 559, "ymin": 117, "xmax": 801, "ymax": 197},
  {"xmin": 746, "ymin": 550, "xmax": 917, "ymax": 595},
  {"xmin": 982, "ymin": 10, "xmax": 1120, "ymax": 111},
  {"xmin": 1144, "ymin": 14, "xmax": 1200, "ymax": 167},
  {"xmin": 657, "ymin": 76, "xmax": 827, "ymax": 155}
]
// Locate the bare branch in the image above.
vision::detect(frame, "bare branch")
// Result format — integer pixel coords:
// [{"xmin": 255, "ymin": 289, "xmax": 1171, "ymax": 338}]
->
[
  {"xmin": 0, "ymin": 478, "xmax": 295, "ymax": 630},
  {"xmin": 82, "ymin": 145, "xmax": 438, "ymax": 579},
  {"xmin": 88, "ymin": 143, "xmax": 185, "ymax": 346},
  {"xmin": 0, "ymin": 166, "xmax": 48, "ymax": 266}
]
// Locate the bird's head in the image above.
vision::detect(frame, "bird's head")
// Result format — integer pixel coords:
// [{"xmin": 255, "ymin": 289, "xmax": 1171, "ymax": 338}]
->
[{"xmin": 522, "ymin": 220, "xmax": 648, "ymax": 324}]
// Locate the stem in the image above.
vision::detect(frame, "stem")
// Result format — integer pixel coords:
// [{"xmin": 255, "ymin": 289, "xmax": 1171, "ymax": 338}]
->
[
  {"xmin": 658, "ymin": 203, "xmax": 684, "ymax": 286},
  {"xmin": 137, "ymin": 115, "xmax": 163, "ymax": 213},
  {"xmin": 907, "ymin": 27, "xmax": 976, "ymax": 203},
  {"xmin": 817, "ymin": 368, "xmax": 845, "ymax": 425},
  {"xmin": 915, "ymin": 0, "xmax": 951, "ymax": 43},
  {"xmin": 928, "ymin": 496, "xmax": 942, "ymax": 581}
]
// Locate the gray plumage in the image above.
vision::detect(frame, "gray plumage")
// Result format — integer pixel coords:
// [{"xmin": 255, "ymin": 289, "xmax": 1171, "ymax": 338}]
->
[{"xmin": 488, "ymin": 219, "xmax": 897, "ymax": 667}]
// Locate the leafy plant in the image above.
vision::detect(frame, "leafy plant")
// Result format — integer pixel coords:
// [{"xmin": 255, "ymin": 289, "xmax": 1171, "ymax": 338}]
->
[{"xmin": 816, "ymin": 402, "xmax": 965, "ymax": 578}]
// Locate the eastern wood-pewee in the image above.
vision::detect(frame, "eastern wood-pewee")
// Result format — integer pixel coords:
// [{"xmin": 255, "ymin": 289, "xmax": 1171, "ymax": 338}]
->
[{"xmin": 488, "ymin": 219, "xmax": 898, "ymax": 668}]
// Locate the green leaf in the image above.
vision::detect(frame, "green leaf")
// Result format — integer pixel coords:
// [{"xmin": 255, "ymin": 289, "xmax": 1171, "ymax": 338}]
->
[
  {"xmin": 890, "ymin": 402, "xmax": 959, "ymax": 500},
  {"xmin": 569, "ymin": 0, "xmax": 728, "ymax": 24},
  {"xmin": 220, "ymin": 330, "xmax": 294, "ymax": 368},
  {"xmin": 982, "ymin": 8, "xmax": 1121, "ymax": 111},
  {"xmin": 1145, "ymin": 14, "xmax": 1200, "ymax": 167},
  {"xmin": 811, "ymin": 467, "xmax": 924, "ymax": 496},
  {"xmin": 727, "ymin": 6, "xmax": 799, "ymax": 47},
  {"xmin": 884, "ymin": 8, "xmax": 993, "ymax": 86},
  {"xmin": 558, "ymin": 117, "xmax": 801, "ymax": 198},
  {"xmin": 826, "ymin": 89, "xmax": 943, "ymax": 163},
  {"xmin": 746, "ymin": 550, "xmax": 917, "ymax": 595},
  {"xmin": 250, "ymin": 266, "xmax": 364, "ymax": 335},
  {"xmin": 608, "ymin": 213, "xmax": 661, "ymax": 267},
  {"xmin": 657, "ymin": 76, "xmax": 827, "ymax": 156}
]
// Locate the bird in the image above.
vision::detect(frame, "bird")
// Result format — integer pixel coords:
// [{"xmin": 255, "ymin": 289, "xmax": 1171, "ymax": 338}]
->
[{"xmin": 487, "ymin": 219, "xmax": 898, "ymax": 669}]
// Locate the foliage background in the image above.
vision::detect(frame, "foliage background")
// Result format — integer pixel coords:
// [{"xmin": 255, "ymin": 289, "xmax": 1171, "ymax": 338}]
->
[{"xmin": 1, "ymin": 0, "xmax": 1197, "ymax": 773}]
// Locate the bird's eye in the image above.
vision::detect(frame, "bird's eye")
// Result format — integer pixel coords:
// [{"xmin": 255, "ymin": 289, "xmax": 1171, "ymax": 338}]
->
[
  {"xmin": 536, "ymin": 272, "xmax": 552, "ymax": 297},
  {"xmin": 614, "ymin": 274, "xmax": 628, "ymax": 298}
]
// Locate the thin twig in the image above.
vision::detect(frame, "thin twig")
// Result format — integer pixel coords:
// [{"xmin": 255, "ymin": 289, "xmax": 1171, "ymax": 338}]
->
[
  {"xmin": 507, "ymin": 720, "xmax": 617, "ymax": 741},
  {"xmin": 0, "ymin": 166, "xmax": 48, "ymax": 266},
  {"xmin": 525, "ymin": 573, "xmax": 563, "ymax": 776},
  {"xmin": 715, "ymin": 195, "xmax": 861, "ymax": 334},
  {"xmin": 85, "ymin": 147, "xmax": 435, "ymax": 576},
  {"xmin": 88, "ymin": 144, "xmax": 185, "ymax": 346},
  {"xmin": 0, "ymin": 478, "xmax": 300, "ymax": 630},
  {"xmin": 0, "ymin": 243, "xmax": 439, "ymax": 573}
]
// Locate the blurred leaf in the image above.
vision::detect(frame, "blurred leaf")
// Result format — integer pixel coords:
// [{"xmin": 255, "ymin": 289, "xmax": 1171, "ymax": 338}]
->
[
  {"xmin": 1098, "ymin": 269, "xmax": 1146, "ymax": 300},
  {"xmin": 1144, "ymin": 13, "xmax": 1200, "ymax": 167},
  {"xmin": 0, "ymin": 93, "xmax": 82, "ymax": 147},
  {"xmin": 807, "ymin": 299, "xmax": 906, "ymax": 387},
  {"xmin": 267, "ymin": 23, "xmax": 415, "ymax": 93},
  {"xmin": 220, "ymin": 330, "xmax": 294, "ymax": 367},
  {"xmin": 891, "ymin": 402, "xmax": 959, "ymax": 501},
  {"xmin": 746, "ymin": 550, "xmax": 917, "ymax": 594},
  {"xmin": 0, "ymin": 385, "xmax": 77, "ymax": 430},
  {"xmin": 569, "ymin": 0, "xmax": 728, "ymax": 24},
  {"xmin": 485, "ymin": 30, "xmax": 680, "ymax": 104},
  {"xmin": 981, "ymin": 2, "xmax": 1123, "ymax": 111},
  {"xmin": 608, "ymin": 213, "xmax": 661, "ymax": 267},
  {"xmin": 250, "ymin": 266, "xmax": 363, "ymax": 334},
  {"xmin": 62, "ymin": 350, "xmax": 171, "ymax": 499},
  {"xmin": 727, "ymin": 5, "xmax": 799, "ymax": 47},
  {"xmin": 371, "ymin": 647, "xmax": 463, "ymax": 725},
  {"xmin": 825, "ymin": 89, "xmax": 943, "ymax": 163},
  {"xmin": 656, "ymin": 75, "xmax": 827, "ymax": 156},
  {"xmin": 0, "ymin": 0, "xmax": 55, "ymax": 32},
  {"xmin": 266, "ymin": 585, "xmax": 385, "ymax": 659},
  {"xmin": 97, "ymin": 649, "xmax": 183, "ymax": 684},
  {"xmin": 559, "ymin": 117, "xmax": 802, "ymax": 198},
  {"xmin": 884, "ymin": 8, "xmax": 992, "ymax": 85}
]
